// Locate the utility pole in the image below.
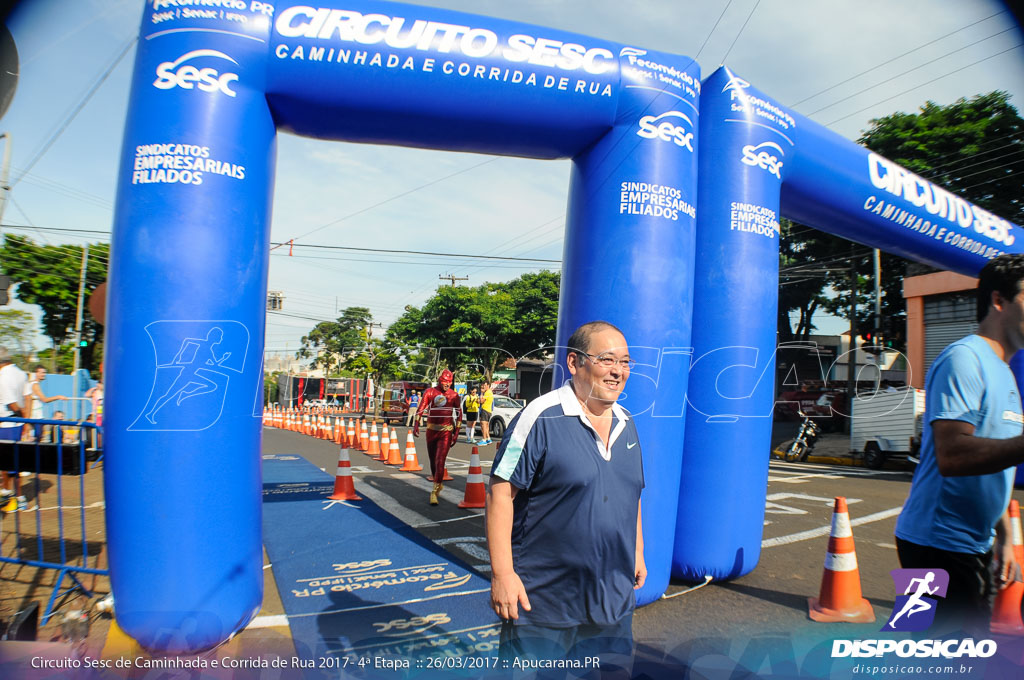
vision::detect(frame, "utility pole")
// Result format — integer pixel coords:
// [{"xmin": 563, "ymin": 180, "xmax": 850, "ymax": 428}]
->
[
  {"xmin": 439, "ymin": 274, "xmax": 468, "ymax": 287},
  {"xmin": 873, "ymin": 248, "xmax": 882, "ymax": 341},
  {"xmin": 72, "ymin": 244, "xmax": 89, "ymax": 420},
  {"xmin": 0, "ymin": 132, "xmax": 11, "ymax": 234},
  {"xmin": 847, "ymin": 259, "xmax": 857, "ymax": 435}
]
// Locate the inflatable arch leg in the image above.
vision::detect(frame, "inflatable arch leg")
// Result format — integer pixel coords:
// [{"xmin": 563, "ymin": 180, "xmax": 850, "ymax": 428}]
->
[
  {"xmin": 556, "ymin": 62, "xmax": 699, "ymax": 605},
  {"xmin": 105, "ymin": 25, "xmax": 274, "ymax": 651}
]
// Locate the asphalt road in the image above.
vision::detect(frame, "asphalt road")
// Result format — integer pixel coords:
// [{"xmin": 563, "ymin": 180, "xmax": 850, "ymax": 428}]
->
[{"xmin": 262, "ymin": 424, "xmax": 1024, "ymax": 675}]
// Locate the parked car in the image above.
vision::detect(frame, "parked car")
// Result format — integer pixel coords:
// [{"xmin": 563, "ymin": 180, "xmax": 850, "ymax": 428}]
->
[{"xmin": 462, "ymin": 393, "xmax": 525, "ymax": 439}]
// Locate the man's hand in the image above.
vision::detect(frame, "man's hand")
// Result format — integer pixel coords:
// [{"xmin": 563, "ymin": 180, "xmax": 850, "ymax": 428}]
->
[
  {"xmin": 490, "ymin": 571, "xmax": 531, "ymax": 620},
  {"xmin": 995, "ymin": 532, "xmax": 1018, "ymax": 590},
  {"xmin": 634, "ymin": 550, "xmax": 647, "ymax": 590}
]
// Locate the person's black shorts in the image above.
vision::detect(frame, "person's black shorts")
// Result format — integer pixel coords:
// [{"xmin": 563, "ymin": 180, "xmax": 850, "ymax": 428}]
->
[
  {"xmin": 480, "ymin": 409, "xmax": 491, "ymax": 422},
  {"xmin": 466, "ymin": 411, "xmax": 478, "ymax": 422}
]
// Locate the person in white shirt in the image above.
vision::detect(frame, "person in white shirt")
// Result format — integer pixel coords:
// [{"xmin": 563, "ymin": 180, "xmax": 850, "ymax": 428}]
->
[
  {"xmin": 0, "ymin": 346, "xmax": 28, "ymax": 507},
  {"xmin": 22, "ymin": 364, "xmax": 67, "ymax": 441}
]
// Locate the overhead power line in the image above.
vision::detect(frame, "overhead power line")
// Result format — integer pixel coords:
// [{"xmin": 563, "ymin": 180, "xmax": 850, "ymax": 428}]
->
[
  {"xmin": 273, "ymin": 241, "xmax": 560, "ymax": 263},
  {"xmin": 825, "ymin": 42, "xmax": 1024, "ymax": 127},
  {"xmin": 789, "ymin": 9, "xmax": 1008, "ymax": 108},
  {"xmin": 806, "ymin": 27, "xmax": 1018, "ymax": 117},
  {"xmin": 15, "ymin": 37, "xmax": 137, "ymax": 186}
]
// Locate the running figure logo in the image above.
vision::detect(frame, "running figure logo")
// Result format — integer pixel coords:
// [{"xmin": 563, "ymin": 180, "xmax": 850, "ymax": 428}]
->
[
  {"xmin": 131, "ymin": 321, "xmax": 249, "ymax": 431},
  {"xmin": 883, "ymin": 568, "xmax": 950, "ymax": 632}
]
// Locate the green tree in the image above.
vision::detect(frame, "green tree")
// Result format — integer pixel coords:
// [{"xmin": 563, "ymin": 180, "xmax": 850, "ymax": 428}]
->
[
  {"xmin": 343, "ymin": 327, "xmax": 406, "ymax": 416},
  {"xmin": 297, "ymin": 306, "xmax": 373, "ymax": 375},
  {"xmin": 390, "ymin": 271, "xmax": 560, "ymax": 379},
  {"xmin": 0, "ymin": 236, "xmax": 107, "ymax": 371},
  {"xmin": 0, "ymin": 309, "xmax": 36, "ymax": 360}
]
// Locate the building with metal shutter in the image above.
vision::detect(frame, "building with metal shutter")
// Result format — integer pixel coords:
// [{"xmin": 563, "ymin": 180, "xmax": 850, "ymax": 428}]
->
[{"xmin": 904, "ymin": 271, "xmax": 978, "ymax": 388}]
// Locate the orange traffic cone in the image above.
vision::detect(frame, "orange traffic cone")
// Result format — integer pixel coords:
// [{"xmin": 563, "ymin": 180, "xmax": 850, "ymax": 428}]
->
[
  {"xmin": 334, "ymin": 419, "xmax": 343, "ymax": 445},
  {"xmin": 992, "ymin": 499, "xmax": 1024, "ymax": 635},
  {"xmin": 400, "ymin": 431, "xmax": 423, "ymax": 471},
  {"xmin": 386, "ymin": 430, "xmax": 403, "ymax": 465},
  {"xmin": 347, "ymin": 419, "xmax": 356, "ymax": 450},
  {"xmin": 442, "ymin": 466, "xmax": 453, "ymax": 482},
  {"xmin": 382, "ymin": 423, "xmax": 390, "ymax": 447},
  {"xmin": 367, "ymin": 423, "xmax": 381, "ymax": 458},
  {"xmin": 359, "ymin": 421, "xmax": 368, "ymax": 452},
  {"xmin": 808, "ymin": 497, "xmax": 875, "ymax": 623},
  {"xmin": 377, "ymin": 426, "xmax": 390, "ymax": 462},
  {"xmin": 328, "ymin": 446, "xmax": 361, "ymax": 501},
  {"xmin": 458, "ymin": 447, "xmax": 486, "ymax": 508}
]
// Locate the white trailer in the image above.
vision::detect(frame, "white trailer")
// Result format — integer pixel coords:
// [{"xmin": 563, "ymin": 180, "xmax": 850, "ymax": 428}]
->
[{"xmin": 850, "ymin": 388, "xmax": 926, "ymax": 469}]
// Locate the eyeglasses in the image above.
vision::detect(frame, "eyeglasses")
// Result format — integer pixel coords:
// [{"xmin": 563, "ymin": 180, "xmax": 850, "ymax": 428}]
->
[{"xmin": 578, "ymin": 352, "xmax": 636, "ymax": 370}]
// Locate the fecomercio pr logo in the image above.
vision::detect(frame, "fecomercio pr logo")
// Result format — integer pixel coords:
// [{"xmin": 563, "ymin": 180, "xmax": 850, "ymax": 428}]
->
[
  {"xmin": 832, "ymin": 568, "xmax": 998, "ymax": 660},
  {"xmin": 153, "ymin": 49, "xmax": 240, "ymax": 97}
]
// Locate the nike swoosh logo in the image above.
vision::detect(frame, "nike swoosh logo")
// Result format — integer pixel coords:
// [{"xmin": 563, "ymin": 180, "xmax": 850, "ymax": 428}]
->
[{"xmin": 626, "ymin": 442, "xmax": 638, "ymax": 449}]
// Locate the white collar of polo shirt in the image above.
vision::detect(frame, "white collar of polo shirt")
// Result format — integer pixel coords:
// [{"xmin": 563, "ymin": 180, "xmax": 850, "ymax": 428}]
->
[{"xmin": 558, "ymin": 381, "xmax": 629, "ymax": 461}]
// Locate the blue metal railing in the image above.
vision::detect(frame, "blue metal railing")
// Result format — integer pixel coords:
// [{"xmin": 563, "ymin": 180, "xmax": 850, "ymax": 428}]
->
[{"xmin": 0, "ymin": 416, "xmax": 106, "ymax": 623}]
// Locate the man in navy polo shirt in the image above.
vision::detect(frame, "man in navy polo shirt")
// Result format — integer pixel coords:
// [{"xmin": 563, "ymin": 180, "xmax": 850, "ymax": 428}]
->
[{"xmin": 486, "ymin": 321, "xmax": 645, "ymax": 677}]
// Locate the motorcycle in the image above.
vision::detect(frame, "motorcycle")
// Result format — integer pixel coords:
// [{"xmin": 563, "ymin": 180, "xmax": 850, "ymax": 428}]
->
[{"xmin": 778, "ymin": 413, "xmax": 822, "ymax": 462}]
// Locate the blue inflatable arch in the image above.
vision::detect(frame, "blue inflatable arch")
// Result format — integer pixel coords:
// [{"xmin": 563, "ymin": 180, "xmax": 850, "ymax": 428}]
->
[
  {"xmin": 675, "ymin": 66, "xmax": 1023, "ymax": 582},
  {"xmin": 110, "ymin": 0, "xmax": 698, "ymax": 651},
  {"xmin": 108, "ymin": 1, "xmax": 1022, "ymax": 652}
]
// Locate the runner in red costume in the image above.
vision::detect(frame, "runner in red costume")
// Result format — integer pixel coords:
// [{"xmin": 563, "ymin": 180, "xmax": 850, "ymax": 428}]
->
[{"xmin": 413, "ymin": 369, "xmax": 462, "ymax": 505}]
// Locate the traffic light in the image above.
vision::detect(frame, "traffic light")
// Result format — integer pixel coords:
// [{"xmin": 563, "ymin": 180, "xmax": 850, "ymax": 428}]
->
[
  {"xmin": 79, "ymin": 339, "xmax": 88, "ymax": 348},
  {"xmin": 861, "ymin": 331, "xmax": 884, "ymax": 355}
]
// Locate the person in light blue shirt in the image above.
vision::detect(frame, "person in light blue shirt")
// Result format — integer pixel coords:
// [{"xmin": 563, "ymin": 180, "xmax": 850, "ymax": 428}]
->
[{"xmin": 895, "ymin": 254, "xmax": 1024, "ymax": 635}]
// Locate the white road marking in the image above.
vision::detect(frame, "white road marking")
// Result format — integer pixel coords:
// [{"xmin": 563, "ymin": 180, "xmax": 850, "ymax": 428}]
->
[
  {"xmin": 247, "ymin": 615, "xmax": 289, "ymax": 629},
  {"xmin": 435, "ymin": 536, "xmax": 491, "ymax": 565},
  {"xmin": 767, "ymin": 472, "xmax": 842, "ymax": 484},
  {"xmin": 353, "ymin": 481, "xmax": 435, "ymax": 527},
  {"xmin": 769, "ymin": 460, "xmax": 909, "ymax": 477},
  {"xmin": 764, "ymin": 493, "xmax": 861, "ymax": 515},
  {"xmin": 762, "ymin": 506, "xmax": 902, "ymax": 548}
]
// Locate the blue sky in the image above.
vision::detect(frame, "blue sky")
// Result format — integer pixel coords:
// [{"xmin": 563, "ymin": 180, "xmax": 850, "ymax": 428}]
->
[{"xmin": 3, "ymin": 0, "xmax": 1023, "ymax": 356}]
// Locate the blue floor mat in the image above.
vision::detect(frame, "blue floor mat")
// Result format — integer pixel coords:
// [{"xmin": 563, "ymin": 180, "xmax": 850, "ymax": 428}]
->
[{"xmin": 261, "ymin": 454, "xmax": 501, "ymax": 678}]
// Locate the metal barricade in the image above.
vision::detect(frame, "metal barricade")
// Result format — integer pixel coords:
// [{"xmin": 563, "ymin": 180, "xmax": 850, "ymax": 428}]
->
[{"xmin": 0, "ymin": 416, "xmax": 106, "ymax": 623}]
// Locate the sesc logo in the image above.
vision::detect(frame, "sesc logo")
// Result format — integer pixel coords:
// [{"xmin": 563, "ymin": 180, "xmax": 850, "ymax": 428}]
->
[
  {"xmin": 153, "ymin": 49, "xmax": 239, "ymax": 97},
  {"xmin": 637, "ymin": 111, "xmax": 694, "ymax": 151},
  {"xmin": 741, "ymin": 141, "xmax": 785, "ymax": 179}
]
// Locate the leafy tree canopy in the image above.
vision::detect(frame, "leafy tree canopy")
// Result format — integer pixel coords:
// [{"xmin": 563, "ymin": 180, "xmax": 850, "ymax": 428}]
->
[
  {"xmin": 0, "ymin": 235, "xmax": 107, "ymax": 371},
  {"xmin": 297, "ymin": 306, "xmax": 372, "ymax": 375},
  {"xmin": 389, "ymin": 270, "xmax": 560, "ymax": 379}
]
